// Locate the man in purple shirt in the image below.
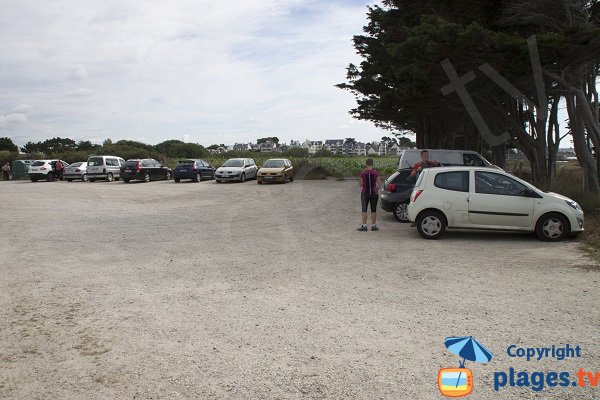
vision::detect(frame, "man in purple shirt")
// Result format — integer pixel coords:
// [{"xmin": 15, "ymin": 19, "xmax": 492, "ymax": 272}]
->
[{"xmin": 358, "ymin": 159, "xmax": 381, "ymax": 231}]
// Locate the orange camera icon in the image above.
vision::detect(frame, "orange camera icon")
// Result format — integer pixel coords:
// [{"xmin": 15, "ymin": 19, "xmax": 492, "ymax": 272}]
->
[{"xmin": 438, "ymin": 367, "xmax": 473, "ymax": 397}]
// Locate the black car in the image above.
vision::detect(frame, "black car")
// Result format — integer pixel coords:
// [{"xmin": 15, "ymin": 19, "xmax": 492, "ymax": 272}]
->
[
  {"xmin": 121, "ymin": 159, "xmax": 172, "ymax": 183},
  {"xmin": 173, "ymin": 159, "xmax": 215, "ymax": 183},
  {"xmin": 380, "ymin": 168, "xmax": 416, "ymax": 223}
]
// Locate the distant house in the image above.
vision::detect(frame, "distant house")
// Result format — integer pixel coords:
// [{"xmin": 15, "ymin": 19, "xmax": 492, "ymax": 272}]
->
[
  {"xmin": 366, "ymin": 144, "xmax": 378, "ymax": 156},
  {"xmin": 387, "ymin": 143, "xmax": 401, "ymax": 156},
  {"xmin": 257, "ymin": 141, "xmax": 274, "ymax": 152},
  {"xmin": 354, "ymin": 142, "xmax": 366, "ymax": 156},
  {"xmin": 324, "ymin": 140, "xmax": 344, "ymax": 154},
  {"xmin": 233, "ymin": 143, "xmax": 251, "ymax": 152},
  {"xmin": 305, "ymin": 140, "xmax": 323, "ymax": 155}
]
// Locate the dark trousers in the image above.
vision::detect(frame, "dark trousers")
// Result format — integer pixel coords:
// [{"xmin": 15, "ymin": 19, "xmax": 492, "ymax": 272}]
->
[{"xmin": 2, "ymin": 171, "xmax": 9, "ymax": 181}]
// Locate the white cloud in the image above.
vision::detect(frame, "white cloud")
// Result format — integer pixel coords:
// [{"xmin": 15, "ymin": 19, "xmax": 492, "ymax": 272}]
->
[{"xmin": 0, "ymin": 0, "xmax": 384, "ymax": 145}]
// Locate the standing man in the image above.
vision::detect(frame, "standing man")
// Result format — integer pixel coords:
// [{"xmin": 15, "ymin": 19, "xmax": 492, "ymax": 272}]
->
[
  {"xmin": 54, "ymin": 160, "xmax": 64, "ymax": 181},
  {"xmin": 2, "ymin": 162, "xmax": 10, "ymax": 181},
  {"xmin": 410, "ymin": 149, "xmax": 440, "ymax": 177},
  {"xmin": 358, "ymin": 158, "xmax": 381, "ymax": 232}
]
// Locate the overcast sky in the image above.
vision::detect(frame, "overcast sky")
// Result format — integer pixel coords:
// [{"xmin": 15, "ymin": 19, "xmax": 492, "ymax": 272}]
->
[{"xmin": 0, "ymin": 0, "xmax": 395, "ymax": 147}]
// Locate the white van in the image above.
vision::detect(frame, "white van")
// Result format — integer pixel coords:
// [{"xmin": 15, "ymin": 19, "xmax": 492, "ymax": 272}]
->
[
  {"xmin": 398, "ymin": 149, "xmax": 494, "ymax": 170},
  {"xmin": 86, "ymin": 155, "xmax": 126, "ymax": 182}
]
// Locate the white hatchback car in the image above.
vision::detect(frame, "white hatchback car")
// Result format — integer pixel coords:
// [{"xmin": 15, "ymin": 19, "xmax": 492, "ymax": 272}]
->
[{"xmin": 407, "ymin": 167, "xmax": 584, "ymax": 241}]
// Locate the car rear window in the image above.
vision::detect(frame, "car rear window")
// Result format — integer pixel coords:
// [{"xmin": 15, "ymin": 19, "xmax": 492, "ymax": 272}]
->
[
  {"xmin": 69, "ymin": 162, "xmax": 83, "ymax": 168},
  {"xmin": 123, "ymin": 161, "xmax": 139, "ymax": 167},
  {"xmin": 87, "ymin": 157, "xmax": 104, "ymax": 166},
  {"xmin": 31, "ymin": 161, "xmax": 46, "ymax": 166}
]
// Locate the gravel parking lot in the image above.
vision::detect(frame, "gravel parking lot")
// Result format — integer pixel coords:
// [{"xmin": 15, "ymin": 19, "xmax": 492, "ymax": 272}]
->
[{"xmin": 0, "ymin": 179, "xmax": 598, "ymax": 399}]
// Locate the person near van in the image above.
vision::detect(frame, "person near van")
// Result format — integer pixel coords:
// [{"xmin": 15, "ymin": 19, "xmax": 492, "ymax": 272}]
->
[
  {"xmin": 2, "ymin": 162, "xmax": 10, "ymax": 180},
  {"xmin": 358, "ymin": 159, "xmax": 381, "ymax": 232},
  {"xmin": 54, "ymin": 160, "xmax": 64, "ymax": 181},
  {"xmin": 410, "ymin": 150, "xmax": 440, "ymax": 177}
]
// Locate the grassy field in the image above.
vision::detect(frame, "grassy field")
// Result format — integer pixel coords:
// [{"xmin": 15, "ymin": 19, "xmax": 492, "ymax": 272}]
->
[{"xmin": 167, "ymin": 155, "xmax": 400, "ymax": 178}]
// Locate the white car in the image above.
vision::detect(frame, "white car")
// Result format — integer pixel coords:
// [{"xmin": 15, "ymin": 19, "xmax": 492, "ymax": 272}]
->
[
  {"xmin": 215, "ymin": 158, "xmax": 258, "ymax": 183},
  {"xmin": 407, "ymin": 167, "xmax": 584, "ymax": 241},
  {"xmin": 63, "ymin": 162, "xmax": 88, "ymax": 182},
  {"xmin": 28, "ymin": 159, "xmax": 70, "ymax": 182}
]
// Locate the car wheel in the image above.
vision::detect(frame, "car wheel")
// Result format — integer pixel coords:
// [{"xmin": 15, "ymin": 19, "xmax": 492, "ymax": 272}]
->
[
  {"xmin": 257, "ymin": 179, "xmax": 262, "ymax": 184},
  {"xmin": 143, "ymin": 172, "xmax": 151, "ymax": 183},
  {"xmin": 536, "ymin": 213, "xmax": 568, "ymax": 242},
  {"xmin": 216, "ymin": 179, "xmax": 221, "ymax": 183},
  {"xmin": 240, "ymin": 173, "xmax": 246, "ymax": 183},
  {"xmin": 416, "ymin": 210, "xmax": 446, "ymax": 239},
  {"xmin": 290, "ymin": 174, "xmax": 294, "ymax": 182},
  {"xmin": 67, "ymin": 179, "xmax": 73, "ymax": 182},
  {"xmin": 174, "ymin": 177, "xmax": 180, "ymax": 183},
  {"xmin": 106, "ymin": 173, "xmax": 114, "ymax": 182},
  {"xmin": 123, "ymin": 179, "xmax": 130, "ymax": 183},
  {"xmin": 30, "ymin": 178, "xmax": 37, "ymax": 182},
  {"xmin": 165, "ymin": 171, "xmax": 172, "ymax": 180},
  {"xmin": 81, "ymin": 174, "xmax": 88, "ymax": 182},
  {"xmin": 89, "ymin": 179, "xmax": 95, "ymax": 182},
  {"xmin": 281, "ymin": 175, "xmax": 287, "ymax": 184},
  {"xmin": 194, "ymin": 173, "xmax": 201, "ymax": 183},
  {"xmin": 47, "ymin": 173, "xmax": 54, "ymax": 182},
  {"xmin": 393, "ymin": 203, "xmax": 410, "ymax": 223}
]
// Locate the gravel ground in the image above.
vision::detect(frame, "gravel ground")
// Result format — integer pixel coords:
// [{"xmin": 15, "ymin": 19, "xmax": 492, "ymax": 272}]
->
[{"xmin": 0, "ymin": 179, "xmax": 598, "ymax": 399}]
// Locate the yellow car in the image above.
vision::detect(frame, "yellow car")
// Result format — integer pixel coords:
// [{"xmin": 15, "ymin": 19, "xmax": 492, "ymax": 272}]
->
[{"xmin": 257, "ymin": 159, "xmax": 294, "ymax": 184}]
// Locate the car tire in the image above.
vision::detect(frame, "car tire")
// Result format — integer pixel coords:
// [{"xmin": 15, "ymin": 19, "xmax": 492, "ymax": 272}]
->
[
  {"xmin": 67, "ymin": 179, "xmax": 73, "ymax": 182},
  {"xmin": 257, "ymin": 179, "xmax": 262, "ymax": 184},
  {"xmin": 393, "ymin": 203, "xmax": 410, "ymax": 223},
  {"xmin": 106, "ymin": 173, "xmax": 114, "ymax": 182},
  {"xmin": 194, "ymin": 173, "xmax": 201, "ymax": 183},
  {"xmin": 416, "ymin": 210, "xmax": 446, "ymax": 240},
  {"xmin": 30, "ymin": 178, "xmax": 37, "ymax": 182},
  {"xmin": 174, "ymin": 177, "xmax": 180, "ymax": 183},
  {"xmin": 536, "ymin": 213, "xmax": 568, "ymax": 242},
  {"xmin": 81, "ymin": 174, "xmax": 88, "ymax": 182},
  {"xmin": 89, "ymin": 179, "xmax": 95, "ymax": 182},
  {"xmin": 290, "ymin": 175, "xmax": 294, "ymax": 182},
  {"xmin": 240, "ymin": 173, "xmax": 246, "ymax": 183},
  {"xmin": 143, "ymin": 172, "xmax": 151, "ymax": 183},
  {"xmin": 46, "ymin": 173, "xmax": 54, "ymax": 182},
  {"xmin": 216, "ymin": 179, "xmax": 221, "ymax": 183},
  {"xmin": 123, "ymin": 179, "xmax": 130, "ymax": 183},
  {"xmin": 281, "ymin": 175, "xmax": 287, "ymax": 184}
]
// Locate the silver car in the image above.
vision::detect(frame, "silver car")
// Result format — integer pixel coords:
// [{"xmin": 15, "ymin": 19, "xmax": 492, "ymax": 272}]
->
[
  {"xmin": 63, "ymin": 162, "xmax": 88, "ymax": 182},
  {"xmin": 215, "ymin": 158, "xmax": 258, "ymax": 183},
  {"xmin": 87, "ymin": 155, "xmax": 126, "ymax": 182}
]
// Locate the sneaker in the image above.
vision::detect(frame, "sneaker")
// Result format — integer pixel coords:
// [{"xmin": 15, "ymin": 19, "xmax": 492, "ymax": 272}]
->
[
  {"xmin": 371, "ymin": 225, "xmax": 379, "ymax": 231},
  {"xmin": 357, "ymin": 225, "xmax": 368, "ymax": 232}
]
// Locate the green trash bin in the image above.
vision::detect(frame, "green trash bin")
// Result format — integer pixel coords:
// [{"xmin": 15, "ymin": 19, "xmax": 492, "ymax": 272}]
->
[{"xmin": 11, "ymin": 160, "xmax": 34, "ymax": 180}]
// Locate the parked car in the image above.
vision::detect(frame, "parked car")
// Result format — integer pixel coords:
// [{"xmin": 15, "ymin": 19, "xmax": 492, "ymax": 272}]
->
[
  {"xmin": 382, "ymin": 149, "xmax": 499, "ymax": 223},
  {"xmin": 28, "ymin": 160, "xmax": 70, "ymax": 182},
  {"xmin": 407, "ymin": 166, "xmax": 584, "ymax": 241},
  {"xmin": 397, "ymin": 149, "xmax": 495, "ymax": 170},
  {"xmin": 173, "ymin": 159, "xmax": 215, "ymax": 182},
  {"xmin": 86, "ymin": 155, "xmax": 126, "ymax": 182},
  {"xmin": 257, "ymin": 159, "xmax": 294, "ymax": 184},
  {"xmin": 215, "ymin": 158, "xmax": 257, "ymax": 183},
  {"xmin": 120, "ymin": 159, "xmax": 172, "ymax": 183},
  {"xmin": 63, "ymin": 162, "xmax": 88, "ymax": 182}
]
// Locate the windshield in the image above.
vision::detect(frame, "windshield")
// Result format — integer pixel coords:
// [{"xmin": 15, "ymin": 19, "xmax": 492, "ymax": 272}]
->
[
  {"xmin": 87, "ymin": 157, "xmax": 104, "ymax": 166},
  {"xmin": 222, "ymin": 159, "xmax": 244, "ymax": 167},
  {"xmin": 263, "ymin": 160, "xmax": 285, "ymax": 168}
]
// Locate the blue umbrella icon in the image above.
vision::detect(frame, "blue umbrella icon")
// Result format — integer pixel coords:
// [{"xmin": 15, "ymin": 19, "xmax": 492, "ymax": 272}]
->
[{"xmin": 444, "ymin": 336, "xmax": 493, "ymax": 388}]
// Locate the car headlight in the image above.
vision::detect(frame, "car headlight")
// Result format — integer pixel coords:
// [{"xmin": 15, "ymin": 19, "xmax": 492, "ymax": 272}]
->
[{"xmin": 565, "ymin": 200, "xmax": 581, "ymax": 211}]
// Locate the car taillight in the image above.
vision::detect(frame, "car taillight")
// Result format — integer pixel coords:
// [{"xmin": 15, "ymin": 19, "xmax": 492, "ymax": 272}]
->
[
  {"xmin": 136, "ymin": 162, "xmax": 141, "ymax": 172},
  {"xmin": 411, "ymin": 189, "xmax": 423, "ymax": 203},
  {"xmin": 41, "ymin": 167, "xmax": 46, "ymax": 170},
  {"xmin": 386, "ymin": 183, "xmax": 396, "ymax": 193}
]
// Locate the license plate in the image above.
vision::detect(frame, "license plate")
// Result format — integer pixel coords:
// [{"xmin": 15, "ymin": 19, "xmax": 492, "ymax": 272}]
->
[
  {"xmin": 125, "ymin": 170, "xmax": 132, "ymax": 172},
  {"xmin": 264, "ymin": 176, "xmax": 273, "ymax": 180},
  {"xmin": 179, "ymin": 169, "xmax": 186, "ymax": 172}
]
